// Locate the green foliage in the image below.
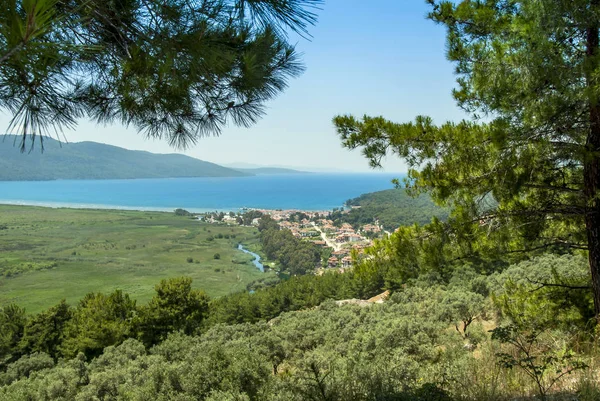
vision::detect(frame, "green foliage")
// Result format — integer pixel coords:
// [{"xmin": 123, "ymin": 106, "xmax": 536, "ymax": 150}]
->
[
  {"xmin": 0, "ymin": 295, "xmax": 463, "ymax": 400},
  {"xmin": 258, "ymin": 216, "xmax": 321, "ymax": 275},
  {"xmin": 137, "ymin": 277, "xmax": 210, "ymax": 347},
  {"xmin": 241, "ymin": 210, "xmax": 264, "ymax": 226},
  {"xmin": 0, "ymin": 205, "xmax": 270, "ymax": 313},
  {"xmin": 214, "ymin": 253, "xmax": 221, "ymax": 260},
  {"xmin": 0, "ymin": 0, "xmax": 322, "ymax": 149},
  {"xmin": 175, "ymin": 208, "xmax": 193, "ymax": 216},
  {"xmin": 491, "ymin": 325, "xmax": 588, "ymax": 400},
  {"xmin": 0, "ymin": 260, "xmax": 57, "ymax": 278},
  {"xmin": 333, "ymin": 188, "xmax": 448, "ymax": 230},
  {"xmin": 490, "ymin": 254, "xmax": 594, "ymax": 332},
  {"xmin": 207, "ymin": 272, "xmax": 355, "ymax": 326},
  {"xmin": 438, "ymin": 290, "xmax": 485, "ymax": 338},
  {"xmin": 60, "ymin": 290, "xmax": 136, "ymax": 359},
  {"xmin": 19, "ymin": 300, "xmax": 71, "ymax": 359},
  {"xmin": 333, "ymin": 0, "xmax": 600, "ymax": 315},
  {"xmin": 0, "ymin": 353, "xmax": 54, "ymax": 386},
  {"xmin": 1, "ymin": 254, "xmax": 600, "ymax": 399},
  {"xmin": 0, "ymin": 304, "xmax": 26, "ymax": 369},
  {"xmin": 345, "ymin": 218, "xmax": 510, "ymax": 299}
]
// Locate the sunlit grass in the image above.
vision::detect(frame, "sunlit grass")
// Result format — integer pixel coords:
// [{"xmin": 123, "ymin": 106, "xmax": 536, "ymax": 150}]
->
[{"xmin": 0, "ymin": 205, "xmax": 271, "ymax": 313}]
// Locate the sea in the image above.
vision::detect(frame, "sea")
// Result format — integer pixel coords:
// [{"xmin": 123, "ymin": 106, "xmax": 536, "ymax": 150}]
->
[{"xmin": 0, "ymin": 173, "xmax": 403, "ymax": 212}]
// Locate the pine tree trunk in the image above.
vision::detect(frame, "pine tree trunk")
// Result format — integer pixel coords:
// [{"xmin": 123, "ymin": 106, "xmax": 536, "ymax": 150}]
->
[
  {"xmin": 584, "ymin": 162, "xmax": 600, "ymax": 319},
  {"xmin": 585, "ymin": 16, "xmax": 600, "ymax": 319}
]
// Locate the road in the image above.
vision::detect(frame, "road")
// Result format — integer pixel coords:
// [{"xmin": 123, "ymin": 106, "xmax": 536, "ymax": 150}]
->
[{"xmin": 311, "ymin": 222, "xmax": 341, "ymax": 251}]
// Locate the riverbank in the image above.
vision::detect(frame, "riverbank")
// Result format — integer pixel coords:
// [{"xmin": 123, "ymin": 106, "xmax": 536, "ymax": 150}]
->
[{"xmin": 237, "ymin": 244, "xmax": 264, "ymax": 272}]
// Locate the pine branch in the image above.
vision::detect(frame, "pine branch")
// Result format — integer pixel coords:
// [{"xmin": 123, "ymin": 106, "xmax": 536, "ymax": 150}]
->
[{"xmin": 526, "ymin": 278, "xmax": 592, "ymax": 292}]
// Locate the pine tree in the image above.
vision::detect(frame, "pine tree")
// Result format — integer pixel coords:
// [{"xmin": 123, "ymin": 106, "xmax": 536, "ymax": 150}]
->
[
  {"xmin": 334, "ymin": 1, "xmax": 600, "ymax": 318},
  {"xmin": 0, "ymin": 0, "xmax": 322, "ymax": 150}
]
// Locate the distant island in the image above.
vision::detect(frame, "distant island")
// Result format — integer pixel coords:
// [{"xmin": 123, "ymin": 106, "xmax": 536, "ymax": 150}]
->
[{"xmin": 0, "ymin": 137, "xmax": 305, "ymax": 181}]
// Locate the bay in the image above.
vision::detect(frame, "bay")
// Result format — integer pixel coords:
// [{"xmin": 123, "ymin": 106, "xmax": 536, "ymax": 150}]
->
[{"xmin": 0, "ymin": 173, "xmax": 402, "ymax": 212}]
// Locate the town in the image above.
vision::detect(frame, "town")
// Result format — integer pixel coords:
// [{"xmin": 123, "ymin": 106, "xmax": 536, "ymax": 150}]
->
[{"xmin": 201, "ymin": 208, "xmax": 385, "ymax": 272}]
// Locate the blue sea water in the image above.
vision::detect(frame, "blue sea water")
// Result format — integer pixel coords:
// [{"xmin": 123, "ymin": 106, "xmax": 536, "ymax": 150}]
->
[{"xmin": 0, "ymin": 173, "xmax": 403, "ymax": 212}]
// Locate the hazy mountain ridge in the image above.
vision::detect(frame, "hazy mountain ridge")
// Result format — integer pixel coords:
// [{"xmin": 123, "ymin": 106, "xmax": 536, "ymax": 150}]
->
[
  {"xmin": 223, "ymin": 162, "xmax": 351, "ymax": 173},
  {"xmin": 234, "ymin": 167, "xmax": 310, "ymax": 175},
  {"xmin": 0, "ymin": 136, "xmax": 250, "ymax": 181}
]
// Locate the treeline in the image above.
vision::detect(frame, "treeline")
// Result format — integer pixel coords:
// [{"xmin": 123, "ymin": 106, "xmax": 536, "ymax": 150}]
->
[
  {"xmin": 205, "ymin": 210, "xmax": 263, "ymax": 225},
  {"xmin": 0, "ymin": 277, "xmax": 209, "ymax": 367},
  {"xmin": 331, "ymin": 188, "xmax": 448, "ymax": 230},
  {"xmin": 0, "ymin": 272, "xmax": 359, "ymax": 371},
  {"xmin": 258, "ymin": 216, "xmax": 322, "ymax": 275}
]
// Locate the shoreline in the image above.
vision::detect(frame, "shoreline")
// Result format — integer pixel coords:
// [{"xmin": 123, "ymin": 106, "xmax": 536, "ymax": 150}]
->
[
  {"xmin": 0, "ymin": 200, "xmax": 239, "ymax": 214},
  {"xmin": 0, "ymin": 200, "xmax": 344, "ymax": 214}
]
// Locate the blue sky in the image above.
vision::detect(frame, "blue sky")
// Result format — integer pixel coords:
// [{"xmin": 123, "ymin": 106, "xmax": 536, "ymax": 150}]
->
[{"xmin": 1, "ymin": 0, "xmax": 467, "ymax": 173}]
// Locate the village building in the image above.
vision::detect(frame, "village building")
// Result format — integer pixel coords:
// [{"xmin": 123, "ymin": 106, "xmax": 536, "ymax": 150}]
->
[
  {"xmin": 362, "ymin": 224, "xmax": 381, "ymax": 233},
  {"xmin": 347, "ymin": 234, "xmax": 363, "ymax": 242},
  {"xmin": 328, "ymin": 256, "xmax": 339, "ymax": 268},
  {"xmin": 335, "ymin": 234, "xmax": 348, "ymax": 243},
  {"xmin": 332, "ymin": 249, "xmax": 349, "ymax": 258}
]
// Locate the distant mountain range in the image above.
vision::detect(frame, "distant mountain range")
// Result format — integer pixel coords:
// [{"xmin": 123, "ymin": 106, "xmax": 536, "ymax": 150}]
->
[
  {"xmin": 235, "ymin": 167, "xmax": 310, "ymax": 175},
  {"xmin": 0, "ymin": 136, "xmax": 254, "ymax": 181},
  {"xmin": 224, "ymin": 162, "xmax": 350, "ymax": 173}
]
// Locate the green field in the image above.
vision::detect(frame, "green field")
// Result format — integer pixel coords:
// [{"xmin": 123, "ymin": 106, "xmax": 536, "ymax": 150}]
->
[{"xmin": 0, "ymin": 205, "xmax": 271, "ymax": 313}]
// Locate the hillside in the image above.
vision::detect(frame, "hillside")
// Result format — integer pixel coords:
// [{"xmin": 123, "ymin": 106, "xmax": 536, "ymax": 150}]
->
[
  {"xmin": 234, "ymin": 167, "xmax": 310, "ymax": 175},
  {"xmin": 0, "ymin": 136, "xmax": 250, "ymax": 180},
  {"xmin": 331, "ymin": 188, "xmax": 448, "ymax": 231}
]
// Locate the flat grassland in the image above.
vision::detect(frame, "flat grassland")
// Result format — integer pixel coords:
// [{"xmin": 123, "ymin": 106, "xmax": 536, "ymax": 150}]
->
[{"xmin": 0, "ymin": 205, "xmax": 269, "ymax": 313}]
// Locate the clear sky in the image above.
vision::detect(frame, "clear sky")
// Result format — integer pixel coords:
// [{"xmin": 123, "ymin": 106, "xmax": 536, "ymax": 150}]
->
[{"xmin": 0, "ymin": 0, "xmax": 467, "ymax": 173}]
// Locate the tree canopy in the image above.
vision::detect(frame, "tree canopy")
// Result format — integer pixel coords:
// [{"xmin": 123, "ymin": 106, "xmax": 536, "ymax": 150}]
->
[
  {"xmin": 334, "ymin": 0, "xmax": 600, "ymax": 318},
  {"xmin": 0, "ymin": 0, "xmax": 322, "ymax": 150}
]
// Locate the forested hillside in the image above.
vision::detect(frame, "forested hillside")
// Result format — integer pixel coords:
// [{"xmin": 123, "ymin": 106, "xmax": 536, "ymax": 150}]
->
[
  {"xmin": 0, "ymin": 137, "xmax": 249, "ymax": 180},
  {"xmin": 1, "ymin": 254, "xmax": 597, "ymax": 400},
  {"xmin": 331, "ymin": 189, "xmax": 448, "ymax": 231}
]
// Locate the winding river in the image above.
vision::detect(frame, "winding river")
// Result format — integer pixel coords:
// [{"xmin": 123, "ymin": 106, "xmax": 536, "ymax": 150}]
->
[{"xmin": 237, "ymin": 244, "xmax": 264, "ymax": 272}]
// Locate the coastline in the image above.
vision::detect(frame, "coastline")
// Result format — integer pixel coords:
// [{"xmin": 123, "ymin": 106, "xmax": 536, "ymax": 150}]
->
[
  {"xmin": 0, "ymin": 200, "xmax": 344, "ymax": 214},
  {"xmin": 0, "ymin": 200, "xmax": 239, "ymax": 214},
  {"xmin": 0, "ymin": 173, "xmax": 402, "ymax": 213}
]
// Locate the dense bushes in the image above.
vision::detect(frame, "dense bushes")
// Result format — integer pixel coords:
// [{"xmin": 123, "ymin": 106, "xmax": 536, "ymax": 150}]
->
[
  {"xmin": 0, "ymin": 261, "xmax": 58, "ymax": 278},
  {"xmin": 2, "ymin": 270, "xmax": 597, "ymax": 400},
  {"xmin": 0, "ymin": 295, "xmax": 461, "ymax": 400},
  {"xmin": 0, "ymin": 272, "xmax": 354, "ymax": 367},
  {"xmin": 207, "ymin": 272, "xmax": 355, "ymax": 326},
  {"xmin": 258, "ymin": 216, "xmax": 321, "ymax": 275},
  {"xmin": 330, "ymin": 189, "xmax": 448, "ymax": 230},
  {"xmin": 1, "ymin": 252, "xmax": 598, "ymax": 399},
  {"xmin": 0, "ymin": 278, "xmax": 209, "ymax": 367}
]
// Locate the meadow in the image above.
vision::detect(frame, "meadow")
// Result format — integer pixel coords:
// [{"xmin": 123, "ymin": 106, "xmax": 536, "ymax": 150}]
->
[{"xmin": 0, "ymin": 205, "xmax": 270, "ymax": 313}]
